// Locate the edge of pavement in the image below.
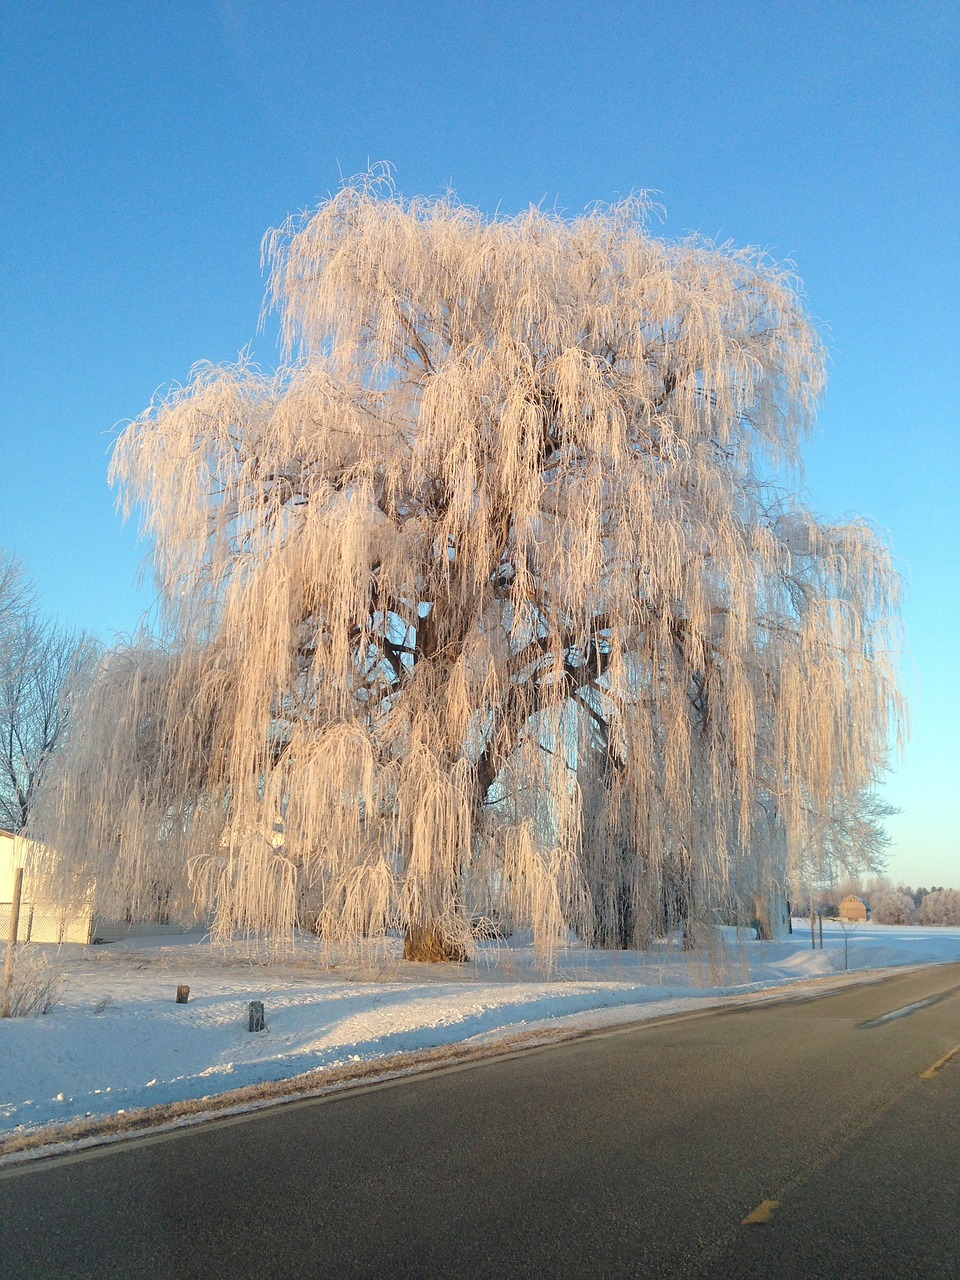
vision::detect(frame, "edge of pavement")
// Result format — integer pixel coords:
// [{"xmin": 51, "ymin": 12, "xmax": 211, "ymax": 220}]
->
[{"xmin": 2, "ymin": 961, "xmax": 954, "ymax": 1174}]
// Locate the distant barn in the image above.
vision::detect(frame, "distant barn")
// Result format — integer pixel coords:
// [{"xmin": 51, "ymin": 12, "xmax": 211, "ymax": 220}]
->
[{"xmin": 839, "ymin": 894, "xmax": 869, "ymax": 923}]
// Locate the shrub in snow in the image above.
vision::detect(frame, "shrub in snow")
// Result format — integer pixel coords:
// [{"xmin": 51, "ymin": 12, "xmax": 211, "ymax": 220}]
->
[{"xmin": 3, "ymin": 948, "xmax": 64, "ymax": 1017}]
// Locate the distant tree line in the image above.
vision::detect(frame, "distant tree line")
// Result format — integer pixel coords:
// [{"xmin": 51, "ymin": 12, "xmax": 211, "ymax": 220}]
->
[{"xmin": 797, "ymin": 877, "xmax": 960, "ymax": 926}]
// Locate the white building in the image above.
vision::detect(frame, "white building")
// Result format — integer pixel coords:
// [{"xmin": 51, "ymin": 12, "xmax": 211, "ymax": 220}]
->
[{"xmin": 0, "ymin": 829, "xmax": 192, "ymax": 944}]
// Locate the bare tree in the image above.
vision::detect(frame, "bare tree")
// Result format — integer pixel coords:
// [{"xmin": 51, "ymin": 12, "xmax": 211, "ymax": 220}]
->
[
  {"xmin": 0, "ymin": 553, "xmax": 96, "ymax": 833},
  {"xmin": 0, "ymin": 555, "xmax": 32, "ymax": 626},
  {"xmin": 30, "ymin": 174, "xmax": 905, "ymax": 959}
]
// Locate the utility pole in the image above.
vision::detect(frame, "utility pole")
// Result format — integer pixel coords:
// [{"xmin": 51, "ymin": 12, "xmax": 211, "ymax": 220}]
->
[{"xmin": 2, "ymin": 866, "xmax": 24, "ymax": 1018}]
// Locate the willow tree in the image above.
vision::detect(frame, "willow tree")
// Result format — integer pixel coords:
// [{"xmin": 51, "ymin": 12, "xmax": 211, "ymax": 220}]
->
[{"xmin": 31, "ymin": 174, "xmax": 904, "ymax": 959}]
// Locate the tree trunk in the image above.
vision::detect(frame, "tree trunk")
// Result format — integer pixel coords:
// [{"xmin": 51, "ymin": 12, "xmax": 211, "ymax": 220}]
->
[
  {"xmin": 591, "ymin": 879, "xmax": 636, "ymax": 949},
  {"xmin": 753, "ymin": 893, "xmax": 773, "ymax": 941},
  {"xmin": 681, "ymin": 914, "xmax": 699, "ymax": 950},
  {"xmin": 403, "ymin": 924, "xmax": 468, "ymax": 963}
]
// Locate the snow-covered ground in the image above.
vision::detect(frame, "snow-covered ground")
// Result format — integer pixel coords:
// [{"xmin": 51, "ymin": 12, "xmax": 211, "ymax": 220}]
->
[{"xmin": 2, "ymin": 921, "xmax": 958, "ymax": 1142}]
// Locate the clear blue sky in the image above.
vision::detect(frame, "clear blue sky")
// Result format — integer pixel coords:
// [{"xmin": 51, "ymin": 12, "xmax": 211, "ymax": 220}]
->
[{"xmin": 1, "ymin": 1, "xmax": 956, "ymax": 886}]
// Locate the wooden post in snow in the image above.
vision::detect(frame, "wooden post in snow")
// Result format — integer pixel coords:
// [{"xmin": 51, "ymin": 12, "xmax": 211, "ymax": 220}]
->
[{"xmin": 2, "ymin": 866, "xmax": 24, "ymax": 1018}]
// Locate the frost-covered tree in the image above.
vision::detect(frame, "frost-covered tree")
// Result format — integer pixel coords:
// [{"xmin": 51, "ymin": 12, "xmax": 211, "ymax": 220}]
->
[
  {"xmin": 811, "ymin": 791, "xmax": 895, "ymax": 879},
  {"xmin": 916, "ymin": 888, "xmax": 960, "ymax": 926},
  {"xmin": 31, "ymin": 174, "xmax": 904, "ymax": 959},
  {"xmin": 790, "ymin": 791, "xmax": 896, "ymax": 925},
  {"xmin": 867, "ymin": 878, "xmax": 916, "ymax": 925}
]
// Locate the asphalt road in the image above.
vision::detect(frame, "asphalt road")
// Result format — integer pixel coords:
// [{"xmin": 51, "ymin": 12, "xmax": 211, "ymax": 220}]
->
[{"xmin": 1, "ymin": 963, "xmax": 958, "ymax": 1279}]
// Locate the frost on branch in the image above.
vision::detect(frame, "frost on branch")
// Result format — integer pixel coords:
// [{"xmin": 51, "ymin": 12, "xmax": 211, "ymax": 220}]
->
[{"xmin": 30, "ymin": 173, "xmax": 904, "ymax": 960}]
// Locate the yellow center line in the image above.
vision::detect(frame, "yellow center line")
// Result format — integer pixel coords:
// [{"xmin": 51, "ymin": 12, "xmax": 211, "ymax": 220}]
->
[
  {"xmin": 921, "ymin": 1044, "xmax": 960, "ymax": 1079},
  {"xmin": 741, "ymin": 1199, "xmax": 780, "ymax": 1225}
]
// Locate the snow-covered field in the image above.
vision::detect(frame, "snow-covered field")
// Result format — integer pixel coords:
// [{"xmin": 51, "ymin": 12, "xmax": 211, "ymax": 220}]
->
[{"xmin": 2, "ymin": 921, "xmax": 958, "ymax": 1145}]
